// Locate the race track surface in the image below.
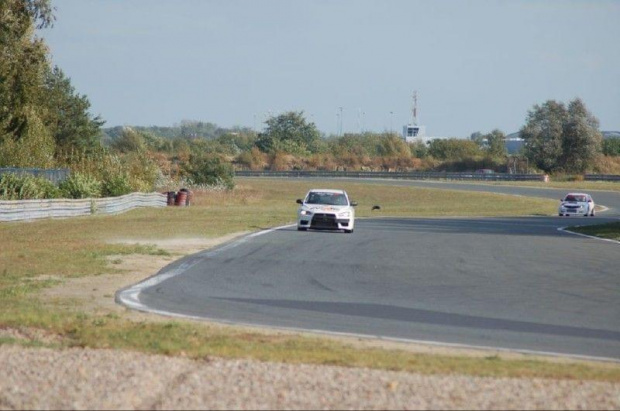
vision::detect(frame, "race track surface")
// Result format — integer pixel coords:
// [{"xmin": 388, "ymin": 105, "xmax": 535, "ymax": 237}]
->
[{"xmin": 119, "ymin": 181, "xmax": 620, "ymax": 360}]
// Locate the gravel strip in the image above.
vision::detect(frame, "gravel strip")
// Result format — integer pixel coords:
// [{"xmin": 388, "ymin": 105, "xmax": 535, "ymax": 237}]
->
[{"xmin": 0, "ymin": 345, "xmax": 618, "ymax": 410}]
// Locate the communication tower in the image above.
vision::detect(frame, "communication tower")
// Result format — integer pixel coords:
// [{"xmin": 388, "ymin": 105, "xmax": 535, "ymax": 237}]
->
[{"xmin": 403, "ymin": 90, "xmax": 426, "ymax": 141}]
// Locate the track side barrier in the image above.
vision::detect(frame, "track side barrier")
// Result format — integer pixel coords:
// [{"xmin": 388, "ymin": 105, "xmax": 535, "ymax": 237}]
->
[
  {"xmin": 585, "ymin": 174, "xmax": 620, "ymax": 182},
  {"xmin": 235, "ymin": 170, "xmax": 550, "ymax": 181},
  {"xmin": 0, "ymin": 192, "xmax": 167, "ymax": 222}
]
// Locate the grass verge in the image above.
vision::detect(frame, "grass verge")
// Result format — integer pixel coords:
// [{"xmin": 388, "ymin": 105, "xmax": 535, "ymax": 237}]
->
[
  {"xmin": 4, "ymin": 305, "xmax": 620, "ymax": 382},
  {"xmin": 1, "ymin": 178, "xmax": 618, "ymax": 381},
  {"xmin": 444, "ymin": 179, "xmax": 620, "ymax": 192},
  {"xmin": 567, "ymin": 222, "xmax": 620, "ymax": 242}
]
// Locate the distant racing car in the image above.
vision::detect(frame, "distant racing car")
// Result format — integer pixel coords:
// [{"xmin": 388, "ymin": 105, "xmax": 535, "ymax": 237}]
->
[
  {"xmin": 296, "ymin": 189, "xmax": 357, "ymax": 233},
  {"xmin": 558, "ymin": 193, "xmax": 596, "ymax": 217}
]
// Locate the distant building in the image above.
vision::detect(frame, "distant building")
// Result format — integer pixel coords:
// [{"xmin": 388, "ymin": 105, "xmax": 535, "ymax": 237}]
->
[{"xmin": 402, "ymin": 91, "xmax": 448, "ymax": 144}]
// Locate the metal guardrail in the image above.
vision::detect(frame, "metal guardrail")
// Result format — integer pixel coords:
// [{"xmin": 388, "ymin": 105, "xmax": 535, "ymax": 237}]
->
[
  {"xmin": 235, "ymin": 170, "xmax": 549, "ymax": 181},
  {"xmin": 0, "ymin": 192, "xmax": 167, "ymax": 222},
  {"xmin": 585, "ymin": 174, "xmax": 620, "ymax": 182},
  {"xmin": 0, "ymin": 168, "xmax": 70, "ymax": 184}
]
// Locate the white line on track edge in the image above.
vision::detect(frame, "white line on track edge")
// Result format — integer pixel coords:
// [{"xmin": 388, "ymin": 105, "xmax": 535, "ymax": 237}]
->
[
  {"xmin": 117, "ymin": 224, "xmax": 296, "ymax": 311},
  {"xmin": 557, "ymin": 225, "xmax": 620, "ymax": 245}
]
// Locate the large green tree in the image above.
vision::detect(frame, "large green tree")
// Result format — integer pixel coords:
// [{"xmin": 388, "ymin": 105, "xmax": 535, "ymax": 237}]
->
[
  {"xmin": 0, "ymin": 0, "xmax": 52, "ymax": 159},
  {"xmin": 1, "ymin": 0, "xmax": 103, "ymax": 167},
  {"xmin": 560, "ymin": 99, "xmax": 603, "ymax": 173},
  {"xmin": 483, "ymin": 129, "xmax": 507, "ymax": 158},
  {"xmin": 520, "ymin": 99, "xmax": 602, "ymax": 173},
  {"xmin": 255, "ymin": 111, "xmax": 322, "ymax": 155},
  {"xmin": 41, "ymin": 66, "xmax": 104, "ymax": 152}
]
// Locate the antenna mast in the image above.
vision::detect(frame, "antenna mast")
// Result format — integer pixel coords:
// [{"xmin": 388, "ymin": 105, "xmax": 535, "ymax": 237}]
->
[{"xmin": 412, "ymin": 91, "xmax": 418, "ymax": 126}]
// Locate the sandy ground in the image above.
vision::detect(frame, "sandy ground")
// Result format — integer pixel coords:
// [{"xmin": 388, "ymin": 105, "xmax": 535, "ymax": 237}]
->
[
  {"xmin": 1, "ymin": 344, "xmax": 619, "ymax": 410},
  {"xmin": 42, "ymin": 234, "xmax": 250, "ymax": 317}
]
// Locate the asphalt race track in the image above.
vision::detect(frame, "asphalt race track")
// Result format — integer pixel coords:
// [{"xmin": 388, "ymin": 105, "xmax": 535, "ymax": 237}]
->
[{"xmin": 118, "ymin": 181, "xmax": 620, "ymax": 360}]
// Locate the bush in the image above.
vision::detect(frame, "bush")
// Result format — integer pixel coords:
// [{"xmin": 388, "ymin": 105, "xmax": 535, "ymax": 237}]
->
[
  {"xmin": 101, "ymin": 171, "xmax": 133, "ymax": 197},
  {"xmin": 59, "ymin": 172, "xmax": 102, "ymax": 199},
  {"xmin": 57, "ymin": 147, "xmax": 158, "ymax": 194},
  {"xmin": 182, "ymin": 155, "xmax": 235, "ymax": 190},
  {"xmin": 428, "ymin": 139, "xmax": 483, "ymax": 160},
  {"xmin": 592, "ymin": 155, "xmax": 620, "ymax": 174},
  {"xmin": 121, "ymin": 152, "xmax": 159, "ymax": 192},
  {"xmin": 602, "ymin": 138, "xmax": 620, "ymax": 156},
  {"xmin": 0, "ymin": 173, "xmax": 61, "ymax": 200},
  {"xmin": 235, "ymin": 147, "xmax": 268, "ymax": 171}
]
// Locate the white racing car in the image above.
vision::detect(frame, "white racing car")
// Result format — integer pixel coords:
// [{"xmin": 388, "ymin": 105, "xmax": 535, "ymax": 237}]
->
[
  {"xmin": 296, "ymin": 189, "xmax": 357, "ymax": 233},
  {"xmin": 558, "ymin": 192, "xmax": 596, "ymax": 217}
]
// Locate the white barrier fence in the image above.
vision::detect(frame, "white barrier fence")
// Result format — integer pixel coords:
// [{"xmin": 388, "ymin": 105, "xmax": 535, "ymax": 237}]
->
[{"xmin": 0, "ymin": 192, "xmax": 167, "ymax": 222}]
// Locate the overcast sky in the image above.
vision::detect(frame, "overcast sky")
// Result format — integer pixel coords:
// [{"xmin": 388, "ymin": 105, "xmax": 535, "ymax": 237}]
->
[{"xmin": 40, "ymin": 0, "xmax": 620, "ymax": 137}]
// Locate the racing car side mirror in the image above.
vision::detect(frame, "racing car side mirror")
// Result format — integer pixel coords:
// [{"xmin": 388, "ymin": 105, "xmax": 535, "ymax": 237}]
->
[
  {"xmin": 350, "ymin": 201, "xmax": 358, "ymax": 207},
  {"xmin": 296, "ymin": 199, "xmax": 303, "ymax": 204},
  {"xmin": 372, "ymin": 205, "xmax": 381, "ymax": 211}
]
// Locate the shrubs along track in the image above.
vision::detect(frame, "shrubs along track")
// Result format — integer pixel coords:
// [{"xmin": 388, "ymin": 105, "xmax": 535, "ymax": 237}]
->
[{"xmin": 0, "ymin": 173, "xmax": 60, "ymax": 200}]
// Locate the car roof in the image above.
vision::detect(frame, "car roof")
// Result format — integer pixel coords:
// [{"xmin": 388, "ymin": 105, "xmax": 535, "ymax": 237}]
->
[
  {"xmin": 565, "ymin": 192, "xmax": 589, "ymax": 196},
  {"xmin": 307, "ymin": 189, "xmax": 346, "ymax": 194}
]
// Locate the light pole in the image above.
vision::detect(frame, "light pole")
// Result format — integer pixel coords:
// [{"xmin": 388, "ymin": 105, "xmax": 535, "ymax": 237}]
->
[
  {"xmin": 336, "ymin": 112, "xmax": 340, "ymax": 136},
  {"xmin": 389, "ymin": 111, "xmax": 394, "ymax": 135}
]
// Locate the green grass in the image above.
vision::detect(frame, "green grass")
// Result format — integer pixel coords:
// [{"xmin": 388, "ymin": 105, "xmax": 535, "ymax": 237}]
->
[
  {"xmin": 568, "ymin": 222, "xmax": 620, "ymax": 242},
  {"xmin": 1, "ymin": 178, "xmax": 618, "ymax": 381}
]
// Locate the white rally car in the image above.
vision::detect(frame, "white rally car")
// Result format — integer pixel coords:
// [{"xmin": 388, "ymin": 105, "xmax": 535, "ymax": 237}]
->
[
  {"xmin": 296, "ymin": 189, "xmax": 357, "ymax": 233},
  {"xmin": 558, "ymin": 192, "xmax": 596, "ymax": 217}
]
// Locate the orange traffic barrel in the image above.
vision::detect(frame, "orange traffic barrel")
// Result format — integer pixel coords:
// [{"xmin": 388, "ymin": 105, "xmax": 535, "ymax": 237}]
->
[{"xmin": 179, "ymin": 188, "xmax": 192, "ymax": 206}]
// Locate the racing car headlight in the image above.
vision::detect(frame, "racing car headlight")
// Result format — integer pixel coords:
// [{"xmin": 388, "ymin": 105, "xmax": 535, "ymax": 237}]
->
[
  {"xmin": 300, "ymin": 210, "xmax": 312, "ymax": 216},
  {"xmin": 338, "ymin": 211, "xmax": 351, "ymax": 218}
]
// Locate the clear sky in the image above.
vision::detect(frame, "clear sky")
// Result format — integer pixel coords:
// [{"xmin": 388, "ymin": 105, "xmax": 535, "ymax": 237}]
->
[{"xmin": 39, "ymin": 0, "xmax": 620, "ymax": 137}]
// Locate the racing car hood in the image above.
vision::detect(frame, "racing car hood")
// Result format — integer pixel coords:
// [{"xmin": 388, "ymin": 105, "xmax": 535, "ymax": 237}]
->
[{"xmin": 300, "ymin": 204, "xmax": 351, "ymax": 213}]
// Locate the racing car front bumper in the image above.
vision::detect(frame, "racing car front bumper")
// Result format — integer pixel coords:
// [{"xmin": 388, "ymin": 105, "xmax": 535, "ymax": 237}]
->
[{"xmin": 298, "ymin": 213, "xmax": 351, "ymax": 230}]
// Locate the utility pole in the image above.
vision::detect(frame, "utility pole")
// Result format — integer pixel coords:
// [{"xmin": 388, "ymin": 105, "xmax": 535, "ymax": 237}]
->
[{"xmin": 336, "ymin": 111, "xmax": 340, "ymax": 136}]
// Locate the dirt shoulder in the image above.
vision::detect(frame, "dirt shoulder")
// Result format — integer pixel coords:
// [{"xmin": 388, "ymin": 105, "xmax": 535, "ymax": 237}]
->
[
  {"xmin": 42, "ymin": 233, "xmax": 250, "ymax": 318},
  {"xmin": 1, "ymin": 344, "xmax": 618, "ymax": 410}
]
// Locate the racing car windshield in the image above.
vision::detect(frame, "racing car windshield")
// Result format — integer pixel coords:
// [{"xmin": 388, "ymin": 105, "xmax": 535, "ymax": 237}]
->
[
  {"xmin": 564, "ymin": 195, "xmax": 586, "ymax": 202},
  {"xmin": 306, "ymin": 192, "xmax": 349, "ymax": 206}
]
